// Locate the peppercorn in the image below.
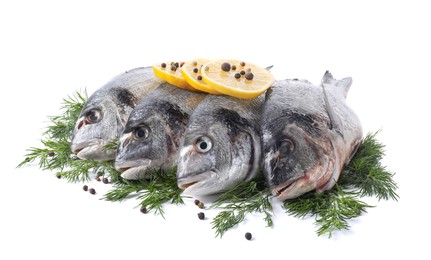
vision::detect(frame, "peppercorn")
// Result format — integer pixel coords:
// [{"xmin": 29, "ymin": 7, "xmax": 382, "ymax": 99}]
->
[
  {"xmin": 197, "ymin": 75, "xmax": 202, "ymax": 80},
  {"xmin": 221, "ymin": 62, "xmax": 231, "ymax": 72},
  {"xmin": 245, "ymin": 72, "xmax": 254, "ymax": 80},
  {"xmin": 102, "ymin": 177, "xmax": 109, "ymax": 184},
  {"xmin": 193, "ymin": 68, "xmax": 199, "ymax": 73},
  {"xmin": 56, "ymin": 173, "xmax": 61, "ymax": 179},
  {"xmin": 240, "ymin": 61, "xmax": 246, "ymax": 66},
  {"xmin": 234, "ymin": 73, "xmax": 241, "ymax": 79},
  {"xmin": 83, "ymin": 185, "xmax": 88, "ymax": 191},
  {"xmin": 170, "ymin": 65, "xmax": 177, "ymax": 72},
  {"xmin": 198, "ymin": 201, "xmax": 205, "ymax": 209},
  {"xmin": 194, "ymin": 199, "xmax": 200, "ymax": 206},
  {"xmin": 89, "ymin": 188, "xmax": 96, "ymax": 195},
  {"xmin": 231, "ymin": 65, "xmax": 237, "ymax": 70},
  {"xmin": 245, "ymin": 232, "xmax": 252, "ymax": 240},
  {"xmin": 48, "ymin": 151, "xmax": 55, "ymax": 157},
  {"xmin": 174, "ymin": 62, "xmax": 179, "ymax": 68},
  {"xmin": 240, "ymin": 70, "xmax": 246, "ymax": 75},
  {"xmin": 140, "ymin": 207, "xmax": 148, "ymax": 214},
  {"xmin": 96, "ymin": 177, "xmax": 101, "ymax": 182},
  {"xmin": 197, "ymin": 212, "xmax": 205, "ymax": 220},
  {"xmin": 161, "ymin": 63, "xmax": 167, "ymax": 68}
]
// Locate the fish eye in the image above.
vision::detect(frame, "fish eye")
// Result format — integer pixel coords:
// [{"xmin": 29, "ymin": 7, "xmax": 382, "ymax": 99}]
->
[
  {"xmin": 195, "ymin": 136, "xmax": 212, "ymax": 153},
  {"xmin": 278, "ymin": 139, "xmax": 294, "ymax": 158},
  {"xmin": 85, "ymin": 110, "xmax": 102, "ymax": 124},
  {"xmin": 133, "ymin": 125, "xmax": 150, "ymax": 141}
]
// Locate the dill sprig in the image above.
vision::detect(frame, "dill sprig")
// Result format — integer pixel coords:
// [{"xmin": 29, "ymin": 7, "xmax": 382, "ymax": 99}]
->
[
  {"xmin": 338, "ymin": 131, "xmax": 399, "ymax": 201},
  {"xmin": 210, "ymin": 175, "xmax": 273, "ymax": 237},
  {"xmin": 17, "ymin": 91, "xmax": 87, "ymax": 171},
  {"xmin": 17, "ymin": 90, "xmax": 119, "ymax": 182},
  {"xmin": 103, "ymin": 168, "xmax": 185, "ymax": 218},
  {"xmin": 283, "ymin": 131, "xmax": 398, "ymax": 237}
]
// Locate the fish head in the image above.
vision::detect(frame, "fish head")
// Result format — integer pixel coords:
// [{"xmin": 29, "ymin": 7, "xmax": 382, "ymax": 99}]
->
[
  {"xmin": 71, "ymin": 88, "xmax": 137, "ymax": 160},
  {"xmin": 177, "ymin": 108, "xmax": 260, "ymax": 195},
  {"xmin": 262, "ymin": 112, "xmax": 336, "ymax": 200},
  {"xmin": 115, "ymin": 101, "xmax": 189, "ymax": 180}
]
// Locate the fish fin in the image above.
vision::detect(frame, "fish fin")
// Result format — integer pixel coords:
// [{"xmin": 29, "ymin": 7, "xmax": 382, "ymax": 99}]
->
[
  {"xmin": 321, "ymin": 72, "xmax": 343, "ymax": 137},
  {"xmin": 335, "ymin": 77, "xmax": 353, "ymax": 99},
  {"xmin": 322, "ymin": 70, "xmax": 353, "ymax": 99},
  {"xmin": 321, "ymin": 70, "xmax": 336, "ymax": 85}
]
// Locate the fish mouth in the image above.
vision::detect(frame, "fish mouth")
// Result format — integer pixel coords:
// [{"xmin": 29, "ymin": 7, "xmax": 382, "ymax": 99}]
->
[
  {"xmin": 71, "ymin": 141, "xmax": 115, "ymax": 161},
  {"xmin": 271, "ymin": 155, "xmax": 334, "ymax": 200},
  {"xmin": 177, "ymin": 171, "xmax": 213, "ymax": 194},
  {"xmin": 115, "ymin": 160, "xmax": 152, "ymax": 180},
  {"xmin": 271, "ymin": 177, "xmax": 306, "ymax": 200}
]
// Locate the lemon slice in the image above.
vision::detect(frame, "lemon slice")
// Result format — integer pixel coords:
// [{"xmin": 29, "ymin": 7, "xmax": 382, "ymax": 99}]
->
[
  {"xmin": 201, "ymin": 60, "xmax": 274, "ymax": 98},
  {"xmin": 152, "ymin": 61, "xmax": 196, "ymax": 91},
  {"xmin": 181, "ymin": 58, "xmax": 220, "ymax": 94}
]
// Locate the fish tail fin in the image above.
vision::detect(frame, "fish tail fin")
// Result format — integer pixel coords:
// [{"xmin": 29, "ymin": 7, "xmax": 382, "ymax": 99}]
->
[
  {"xmin": 322, "ymin": 71, "xmax": 353, "ymax": 99},
  {"xmin": 336, "ymin": 77, "xmax": 353, "ymax": 99},
  {"xmin": 321, "ymin": 70, "xmax": 335, "ymax": 84}
]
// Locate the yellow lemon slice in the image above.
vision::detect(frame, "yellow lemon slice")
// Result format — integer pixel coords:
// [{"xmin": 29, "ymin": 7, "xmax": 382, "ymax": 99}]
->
[
  {"xmin": 201, "ymin": 60, "xmax": 274, "ymax": 99},
  {"xmin": 152, "ymin": 61, "xmax": 196, "ymax": 91},
  {"xmin": 181, "ymin": 58, "xmax": 220, "ymax": 94}
]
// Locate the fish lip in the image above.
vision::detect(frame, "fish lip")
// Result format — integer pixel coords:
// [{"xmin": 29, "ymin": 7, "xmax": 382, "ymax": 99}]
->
[
  {"xmin": 271, "ymin": 177, "xmax": 304, "ymax": 200},
  {"xmin": 271, "ymin": 154, "xmax": 333, "ymax": 200},
  {"xmin": 177, "ymin": 171, "xmax": 213, "ymax": 191},
  {"xmin": 115, "ymin": 160, "xmax": 152, "ymax": 180},
  {"xmin": 71, "ymin": 139, "xmax": 103, "ymax": 155}
]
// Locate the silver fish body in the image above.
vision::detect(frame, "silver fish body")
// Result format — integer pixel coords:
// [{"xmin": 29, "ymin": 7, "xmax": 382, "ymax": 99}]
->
[
  {"xmin": 71, "ymin": 67, "xmax": 163, "ymax": 161},
  {"xmin": 261, "ymin": 72, "xmax": 362, "ymax": 200},
  {"xmin": 177, "ymin": 94, "xmax": 264, "ymax": 195},
  {"xmin": 115, "ymin": 83, "xmax": 206, "ymax": 180}
]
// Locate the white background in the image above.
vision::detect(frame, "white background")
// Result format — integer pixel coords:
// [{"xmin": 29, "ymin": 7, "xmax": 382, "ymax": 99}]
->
[{"xmin": 1, "ymin": 0, "xmax": 429, "ymax": 259}]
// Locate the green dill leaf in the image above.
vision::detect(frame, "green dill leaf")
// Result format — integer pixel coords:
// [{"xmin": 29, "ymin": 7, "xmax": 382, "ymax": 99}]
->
[
  {"xmin": 210, "ymin": 174, "xmax": 273, "ymax": 237},
  {"xmin": 339, "ymin": 131, "xmax": 399, "ymax": 201},
  {"xmin": 102, "ymin": 138, "xmax": 120, "ymax": 152},
  {"xmin": 283, "ymin": 131, "xmax": 396, "ymax": 237},
  {"xmin": 104, "ymin": 167, "xmax": 184, "ymax": 218}
]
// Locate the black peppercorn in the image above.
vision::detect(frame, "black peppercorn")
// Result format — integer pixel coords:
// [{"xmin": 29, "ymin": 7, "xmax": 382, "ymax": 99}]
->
[
  {"xmin": 197, "ymin": 75, "xmax": 202, "ymax": 80},
  {"xmin": 48, "ymin": 152, "xmax": 55, "ymax": 157},
  {"xmin": 102, "ymin": 178, "xmax": 109, "ymax": 184},
  {"xmin": 89, "ymin": 188, "xmax": 96, "ymax": 195},
  {"xmin": 221, "ymin": 62, "xmax": 231, "ymax": 72},
  {"xmin": 193, "ymin": 68, "xmax": 199, "ymax": 73},
  {"xmin": 234, "ymin": 73, "xmax": 241, "ymax": 79},
  {"xmin": 83, "ymin": 185, "xmax": 88, "ymax": 191},
  {"xmin": 197, "ymin": 212, "xmax": 205, "ymax": 220},
  {"xmin": 240, "ymin": 61, "xmax": 246, "ymax": 66},
  {"xmin": 194, "ymin": 199, "xmax": 200, "ymax": 206},
  {"xmin": 240, "ymin": 70, "xmax": 246, "ymax": 75},
  {"xmin": 245, "ymin": 232, "xmax": 252, "ymax": 240},
  {"xmin": 140, "ymin": 207, "xmax": 148, "ymax": 214},
  {"xmin": 245, "ymin": 72, "xmax": 254, "ymax": 80},
  {"xmin": 161, "ymin": 63, "xmax": 167, "ymax": 68}
]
